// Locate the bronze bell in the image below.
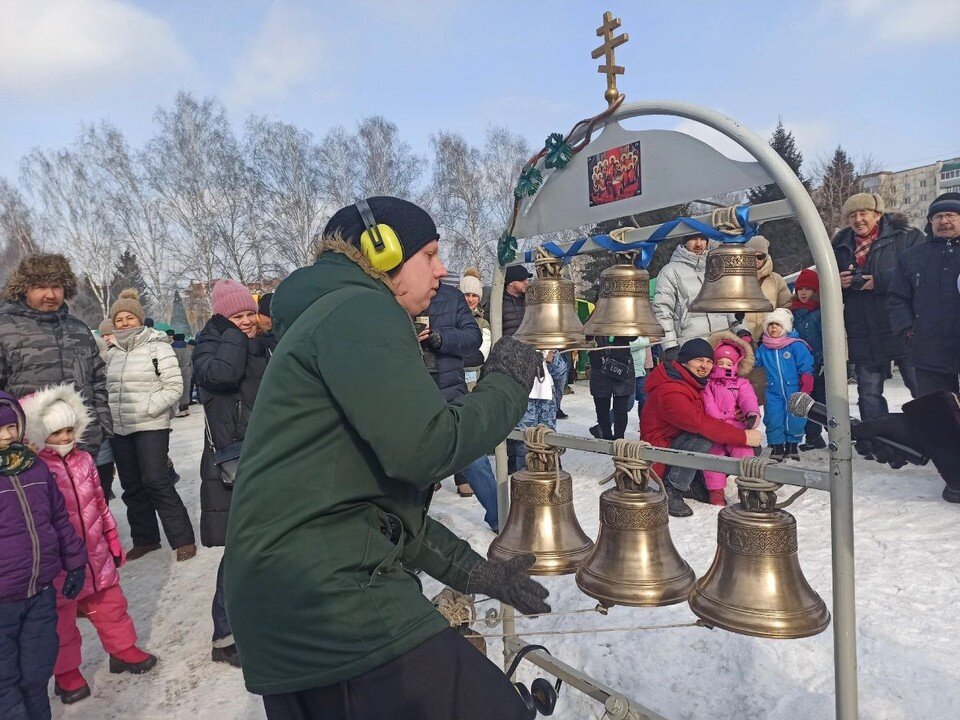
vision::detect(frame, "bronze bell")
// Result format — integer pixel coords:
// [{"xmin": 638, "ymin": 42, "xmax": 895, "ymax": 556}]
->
[
  {"xmin": 688, "ymin": 243, "xmax": 774, "ymax": 313},
  {"xmin": 576, "ymin": 448, "xmax": 695, "ymax": 607},
  {"xmin": 513, "ymin": 248, "xmax": 591, "ymax": 350},
  {"xmin": 688, "ymin": 478, "xmax": 830, "ymax": 639},
  {"xmin": 488, "ymin": 427, "xmax": 594, "ymax": 575},
  {"xmin": 582, "ymin": 253, "xmax": 664, "ymax": 339}
]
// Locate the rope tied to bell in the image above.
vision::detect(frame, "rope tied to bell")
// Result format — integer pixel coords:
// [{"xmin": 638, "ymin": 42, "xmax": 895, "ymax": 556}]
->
[
  {"xmin": 523, "ymin": 425, "xmax": 564, "ymax": 497},
  {"xmin": 611, "ymin": 439, "xmax": 662, "ymax": 492},
  {"xmin": 737, "ymin": 455, "xmax": 808, "ymax": 509}
]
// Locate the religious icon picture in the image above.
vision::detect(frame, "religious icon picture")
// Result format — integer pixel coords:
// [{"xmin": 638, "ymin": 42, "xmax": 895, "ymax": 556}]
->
[{"xmin": 587, "ymin": 141, "xmax": 642, "ymax": 207}]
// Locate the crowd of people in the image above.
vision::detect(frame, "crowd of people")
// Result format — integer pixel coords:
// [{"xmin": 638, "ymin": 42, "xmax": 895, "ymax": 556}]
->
[{"xmin": 0, "ymin": 188, "xmax": 957, "ymax": 720}]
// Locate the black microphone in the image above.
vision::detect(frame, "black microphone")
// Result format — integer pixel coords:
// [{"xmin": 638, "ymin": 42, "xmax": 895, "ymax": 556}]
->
[{"xmin": 787, "ymin": 392, "xmax": 928, "ymax": 465}]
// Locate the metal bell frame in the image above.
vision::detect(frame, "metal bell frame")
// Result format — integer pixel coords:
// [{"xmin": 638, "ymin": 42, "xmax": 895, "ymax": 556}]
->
[{"xmin": 490, "ymin": 101, "xmax": 858, "ymax": 720}]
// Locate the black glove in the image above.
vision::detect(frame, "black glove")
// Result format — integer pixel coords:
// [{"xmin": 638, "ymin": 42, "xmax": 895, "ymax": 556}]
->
[
  {"xmin": 745, "ymin": 412, "xmax": 760, "ymax": 430},
  {"xmin": 466, "ymin": 554, "xmax": 550, "ymax": 616},
  {"xmin": 423, "ymin": 332, "xmax": 443, "ymax": 352},
  {"xmin": 481, "ymin": 337, "xmax": 544, "ymax": 394},
  {"xmin": 661, "ymin": 346, "xmax": 679, "ymax": 363},
  {"xmin": 208, "ymin": 314, "xmax": 235, "ymax": 334},
  {"xmin": 852, "ymin": 413, "xmax": 926, "ymax": 469},
  {"xmin": 62, "ymin": 566, "xmax": 85, "ymax": 599}
]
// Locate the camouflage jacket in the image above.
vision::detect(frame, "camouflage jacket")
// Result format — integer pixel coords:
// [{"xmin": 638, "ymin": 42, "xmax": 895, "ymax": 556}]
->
[{"xmin": 0, "ymin": 299, "xmax": 112, "ymax": 452}]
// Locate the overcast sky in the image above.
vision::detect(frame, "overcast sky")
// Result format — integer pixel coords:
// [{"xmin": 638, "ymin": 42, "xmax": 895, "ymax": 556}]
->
[{"xmin": 1, "ymin": 0, "xmax": 956, "ymax": 182}]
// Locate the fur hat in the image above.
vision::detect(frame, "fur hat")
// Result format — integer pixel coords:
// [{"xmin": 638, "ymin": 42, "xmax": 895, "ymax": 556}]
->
[
  {"xmin": 211, "ymin": 280, "xmax": 257, "ymax": 318},
  {"xmin": 20, "ymin": 384, "xmax": 92, "ymax": 447},
  {"xmin": 764, "ymin": 307, "xmax": 794, "ymax": 334},
  {"xmin": 459, "ymin": 268, "xmax": 483, "ymax": 297},
  {"xmin": 708, "ymin": 330, "xmax": 755, "ymax": 377},
  {"xmin": 841, "ymin": 193, "xmax": 885, "ymax": 219},
  {"xmin": 322, "ymin": 196, "xmax": 439, "ymax": 269},
  {"xmin": 109, "ymin": 289, "xmax": 145, "ymax": 324},
  {"xmin": 98, "ymin": 319, "xmax": 116, "ymax": 335},
  {"xmin": 795, "ymin": 268, "xmax": 819, "ymax": 292},
  {"xmin": 1, "ymin": 253, "xmax": 78, "ymax": 301},
  {"xmin": 744, "ymin": 235, "xmax": 770, "ymax": 256}
]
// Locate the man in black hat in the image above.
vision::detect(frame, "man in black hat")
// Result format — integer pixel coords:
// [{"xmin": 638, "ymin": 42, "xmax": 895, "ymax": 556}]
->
[
  {"xmin": 487, "ymin": 264, "xmax": 532, "ymax": 337},
  {"xmin": 888, "ymin": 192, "xmax": 960, "ymax": 397}
]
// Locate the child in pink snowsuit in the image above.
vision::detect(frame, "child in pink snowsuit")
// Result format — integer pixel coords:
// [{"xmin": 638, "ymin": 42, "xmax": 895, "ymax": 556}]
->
[
  {"xmin": 21, "ymin": 384, "xmax": 157, "ymax": 705},
  {"xmin": 701, "ymin": 332, "xmax": 761, "ymax": 506}
]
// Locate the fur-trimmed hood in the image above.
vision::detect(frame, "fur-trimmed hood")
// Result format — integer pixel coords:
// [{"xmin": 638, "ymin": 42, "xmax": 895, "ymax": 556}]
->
[
  {"xmin": 708, "ymin": 330, "xmax": 755, "ymax": 376},
  {"xmin": 20, "ymin": 383, "xmax": 93, "ymax": 447},
  {"xmin": 1, "ymin": 253, "xmax": 78, "ymax": 301},
  {"xmin": 312, "ymin": 235, "xmax": 395, "ymax": 289}
]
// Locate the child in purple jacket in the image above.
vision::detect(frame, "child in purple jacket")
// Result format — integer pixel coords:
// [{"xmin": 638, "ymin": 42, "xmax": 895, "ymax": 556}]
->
[
  {"xmin": 0, "ymin": 391, "xmax": 87, "ymax": 720},
  {"xmin": 701, "ymin": 333, "xmax": 761, "ymax": 506}
]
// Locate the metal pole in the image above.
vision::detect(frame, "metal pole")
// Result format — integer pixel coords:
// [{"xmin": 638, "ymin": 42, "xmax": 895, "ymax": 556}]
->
[
  {"xmin": 490, "ymin": 260, "xmax": 516, "ymax": 669},
  {"xmin": 517, "ymin": 100, "xmax": 857, "ymax": 719}
]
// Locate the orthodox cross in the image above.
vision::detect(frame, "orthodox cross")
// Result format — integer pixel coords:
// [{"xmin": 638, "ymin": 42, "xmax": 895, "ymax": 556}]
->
[{"xmin": 592, "ymin": 11, "xmax": 628, "ymax": 107}]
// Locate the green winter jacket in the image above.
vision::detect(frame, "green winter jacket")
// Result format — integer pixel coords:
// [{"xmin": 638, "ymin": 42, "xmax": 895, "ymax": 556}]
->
[{"xmin": 224, "ymin": 240, "xmax": 528, "ymax": 695}]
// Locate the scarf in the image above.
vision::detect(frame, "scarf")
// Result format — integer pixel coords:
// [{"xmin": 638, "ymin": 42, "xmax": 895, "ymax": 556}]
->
[
  {"xmin": 791, "ymin": 298, "xmax": 819, "ymax": 312},
  {"xmin": 854, "ymin": 224, "xmax": 880, "ymax": 267},
  {"xmin": 761, "ymin": 334, "xmax": 802, "ymax": 350},
  {"xmin": 0, "ymin": 443, "xmax": 37, "ymax": 475}
]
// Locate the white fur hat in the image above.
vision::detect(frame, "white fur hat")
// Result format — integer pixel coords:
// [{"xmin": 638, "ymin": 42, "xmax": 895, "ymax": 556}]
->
[
  {"xmin": 19, "ymin": 384, "xmax": 92, "ymax": 446},
  {"xmin": 763, "ymin": 307, "xmax": 794, "ymax": 334},
  {"xmin": 459, "ymin": 268, "xmax": 483, "ymax": 297}
]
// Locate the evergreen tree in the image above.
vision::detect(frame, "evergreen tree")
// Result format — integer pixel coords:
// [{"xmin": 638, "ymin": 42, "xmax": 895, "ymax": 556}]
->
[
  {"xmin": 169, "ymin": 290, "xmax": 191, "ymax": 335},
  {"xmin": 747, "ymin": 119, "xmax": 809, "ymax": 204},
  {"xmin": 109, "ymin": 250, "xmax": 151, "ymax": 310}
]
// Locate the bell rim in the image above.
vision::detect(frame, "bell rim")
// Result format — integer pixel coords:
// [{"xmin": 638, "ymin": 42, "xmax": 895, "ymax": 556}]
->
[
  {"xmin": 575, "ymin": 564, "xmax": 697, "ymax": 608},
  {"xmin": 581, "ymin": 320, "xmax": 666, "ymax": 338},
  {"xmin": 688, "ymin": 299, "xmax": 775, "ymax": 313},
  {"xmin": 688, "ymin": 586, "xmax": 831, "ymax": 639},
  {"xmin": 488, "ymin": 543, "xmax": 595, "ymax": 576}
]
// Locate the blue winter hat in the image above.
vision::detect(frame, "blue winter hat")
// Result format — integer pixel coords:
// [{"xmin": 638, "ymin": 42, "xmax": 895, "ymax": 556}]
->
[{"xmin": 928, "ymin": 192, "xmax": 960, "ymax": 220}]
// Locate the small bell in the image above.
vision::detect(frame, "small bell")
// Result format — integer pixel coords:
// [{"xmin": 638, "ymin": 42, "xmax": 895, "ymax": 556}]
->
[
  {"xmin": 513, "ymin": 248, "xmax": 592, "ymax": 350},
  {"xmin": 576, "ymin": 444, "xmax": 695, "ymax": 607},
  {"xmin": 688, "ymin": 243, "xmax": 773, "ymax": 313},
  {"xmin": 688, "ymin": 477, "xmax": 830, "ymax": 639},
  {"xmin": 582, "ymin": 252, "xmax": 664, "ymax": 339},
  {"xmin": 488, "ymin": 427, "xmax": 594, "ymax": 575}
]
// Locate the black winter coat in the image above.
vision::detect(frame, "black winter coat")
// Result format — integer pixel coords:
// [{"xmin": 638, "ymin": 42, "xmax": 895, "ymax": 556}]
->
[
  {"xmin": 888, "ymin": 235, "xmax": 960, "ymax": 374},
  {"xmin": 589, "ymin": 336, "xmax": 635, "ymax": 398},
  {"xmin": 193, "ymin": 320, "xmax": 273, "ymax": 546},
  {"xmin": 426, "ymin": 284, "xmax": 481, "ymax": 402},
  {"xmin": 832, "ymin": 213, "xmax": 925, "ymax": 366},
  {"xmin": 484, "ymin": 291, "xmax": 526, "ymax": 338}
]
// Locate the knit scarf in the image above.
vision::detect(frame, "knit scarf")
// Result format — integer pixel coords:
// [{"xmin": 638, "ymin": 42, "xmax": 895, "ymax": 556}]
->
[
  {"xmin": 791, "ymin": 298, "xmax": 819, "ymax": 312},
  {"xmin": 854, "ymin": 224, "xmax": 880, "ymax": 267},
  {"xmin": 761, "ymin": 334, "xmax": 801, "ymax": 350},
  {"xmin": 0, "ymin": 443, "xmax": 37, "ymax": 476}
]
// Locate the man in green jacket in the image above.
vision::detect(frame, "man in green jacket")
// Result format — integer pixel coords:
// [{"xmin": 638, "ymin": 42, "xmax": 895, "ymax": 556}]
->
[{"xmin": 225, "ymin": 197, "xmax": 548, "ymax": 719}]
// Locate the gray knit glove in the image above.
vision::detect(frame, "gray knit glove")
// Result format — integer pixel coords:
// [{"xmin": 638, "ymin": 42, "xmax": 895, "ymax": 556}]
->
[
  {"xmin": 480, "ymin": 337, "xmax": 544, "ymax": 394},
  {"xmin": 465, "ymin": 554, "xmax": 550, "ymax": 616}
]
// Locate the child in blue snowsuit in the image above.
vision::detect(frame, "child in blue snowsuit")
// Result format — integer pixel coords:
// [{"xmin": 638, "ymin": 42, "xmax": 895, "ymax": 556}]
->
[
  {"xmin": 755, "ymin": 308, "xmax": 815, "ymax": 462},
  {"xmin": 790, "ymin": 268, "xmax": 825, "ymax": 450}
]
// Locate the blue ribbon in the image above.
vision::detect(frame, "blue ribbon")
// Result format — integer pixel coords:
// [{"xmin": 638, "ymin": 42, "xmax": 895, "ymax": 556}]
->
[{"xmin": 521, "ymin": 206, "xmax": 757, "ymax": 268}]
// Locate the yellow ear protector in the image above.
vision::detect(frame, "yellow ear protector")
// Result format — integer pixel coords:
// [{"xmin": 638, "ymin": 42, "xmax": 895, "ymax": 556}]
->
[
  {"xmin": 507, "ymin": 645, "xmax": 562, "ymax": 718},
  {"xmin": 356, "ymin": 198, "xmax": 404, "ymax": 272}
]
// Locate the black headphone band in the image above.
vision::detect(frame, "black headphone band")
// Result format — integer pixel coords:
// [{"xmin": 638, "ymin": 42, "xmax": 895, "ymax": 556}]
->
[{"xmin": 355, "ymin": 199, "xmax": 385, "ymax": 252}]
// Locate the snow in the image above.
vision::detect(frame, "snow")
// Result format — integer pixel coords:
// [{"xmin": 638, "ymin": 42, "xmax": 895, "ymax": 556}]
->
[{"xmin": 59, "ymin": 374, "xmax": 960, "ymax": 720}]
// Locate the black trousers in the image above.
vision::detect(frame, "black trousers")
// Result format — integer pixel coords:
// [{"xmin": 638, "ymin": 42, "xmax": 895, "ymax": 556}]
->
[
  {"xmin": 112, "ymin": 430, "xmax": 195, "ymax": 548},
  {"xmin": 262, "ymin": 628, "xmax": 530, "ymax": 720},
  {"xmin": 593, "ymin": 395, "xmax": 631, "ymax": 440},
  {"xmin": 915, "ymin": 367, "xmax": 960, "ymax": 398}
]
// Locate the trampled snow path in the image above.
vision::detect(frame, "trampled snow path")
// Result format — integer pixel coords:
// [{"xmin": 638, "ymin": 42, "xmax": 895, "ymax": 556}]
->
[{"xmin": 58, "ymin": 375, "xmax": 960, "ymax": 719}]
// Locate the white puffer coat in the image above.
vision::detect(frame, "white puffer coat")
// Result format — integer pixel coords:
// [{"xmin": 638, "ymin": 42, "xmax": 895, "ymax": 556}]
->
[
  {"xmin": 653, "ymin": 243, "xmax": 736, "ymax": 349},
  {"xmin": 106, "ymin": 327, "xmax": 182, "ymax": 435}
]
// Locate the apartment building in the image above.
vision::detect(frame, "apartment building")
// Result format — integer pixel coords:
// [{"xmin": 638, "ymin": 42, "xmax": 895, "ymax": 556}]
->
[{"xmin": 861, "ymin": 157, "xmax": 960, "ymax": 227}]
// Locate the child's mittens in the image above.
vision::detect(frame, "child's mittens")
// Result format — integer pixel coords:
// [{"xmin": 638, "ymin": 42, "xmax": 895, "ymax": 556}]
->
[
  {"xmin": 107, "ymin": 530, "xmax": 126, "ymax": 568},
  {"xmin": 800, "ymin": 373, "xmax": 815, "ymax": 395},
  {"xmin": 62, "ymin": 567, "xmax": 85, "ymax": 599},
  {"xmin": 745, "ymin": 412, "xmax": 760, "ymax": 430}
]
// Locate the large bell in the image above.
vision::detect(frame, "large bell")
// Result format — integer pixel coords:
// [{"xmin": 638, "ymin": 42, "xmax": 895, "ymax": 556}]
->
[
  {"xmin": 688, "ymin": 243, "xmax": 774, "ymax": 313},
  {"xmin": 582, "ymin": 253, "xmax": 664, "ymax": 339},
  {"xmin": 576, "ymin": 449, "xmax": 695, "ymax": 607},
  {"xmin": 488, "ymin": 428, "xmax": 594, "ymax": 575},
  {"xmin": 513, "ymin": 248, "xmax": 591, "ymax": 350},
  {"xmin": 688, "ymin": 478, "xmax": 830, "ymax": 639}
]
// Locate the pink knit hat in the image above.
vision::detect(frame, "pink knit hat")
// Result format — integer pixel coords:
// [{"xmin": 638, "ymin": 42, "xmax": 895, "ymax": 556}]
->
[
  {"xmin": 211, "ymin": 280, "xmax": 257, "ymax": 318},
  {"xmin": 713, "ymin": 342, "xmax": 744, "ymax": 368}
]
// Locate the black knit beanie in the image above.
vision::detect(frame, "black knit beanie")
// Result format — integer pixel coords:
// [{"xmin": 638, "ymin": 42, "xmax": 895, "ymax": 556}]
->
[
  {"xmin": 928, "ymin": 192, "xmax": 960, "ymax": 220},
  {"xmin": 677, "ymin": 338, "xmax": 714, "ymax": 364},
  {"xmin": 258, "ymin": 292, "xmax": 273, "ymax": 317},
  {"xmin": 323, "ymin": 196, "xmax": 439, "ymax": 268}
]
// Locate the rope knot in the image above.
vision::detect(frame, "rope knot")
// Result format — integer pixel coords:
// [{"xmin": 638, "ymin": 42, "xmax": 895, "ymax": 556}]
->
[
  {"xmin": 736, "ymin": 456, "xmax": 807, "ymax": 510},
  {"xmin": 611, "ymin": 439, "xmax": 662, "ymax": 492}
]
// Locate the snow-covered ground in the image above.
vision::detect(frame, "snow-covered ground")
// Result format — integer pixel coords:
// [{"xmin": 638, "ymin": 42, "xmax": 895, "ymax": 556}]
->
[{"xmin": 58, "ymin": 374, "xmax": 959, "ymax": 720}]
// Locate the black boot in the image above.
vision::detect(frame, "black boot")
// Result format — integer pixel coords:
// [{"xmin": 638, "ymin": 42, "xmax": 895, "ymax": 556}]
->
[
  {"xmin": 680, "ymin": 471, "xmax": 710, "ymax": 505},
  {"xmin": 769, "ymin": 444, "xmax": 786, "ymax": 462},
  {"xmin": 942, "ymin": 486, "xmax": 960, "ymax": 504},
  {"xmin": 212, "ymin": 643, "xmax": 243, "ymax": 668},
  {"xmin": 666, "ymin": 484, "xmax": 693, "ymax": 518},
  {"xmin": 786, "ymin": 442, "xmax": 800, "ymax": 461},
  {"xmin": 799, "ymin": 435, "xmax": 827, "ymax": 451}
]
